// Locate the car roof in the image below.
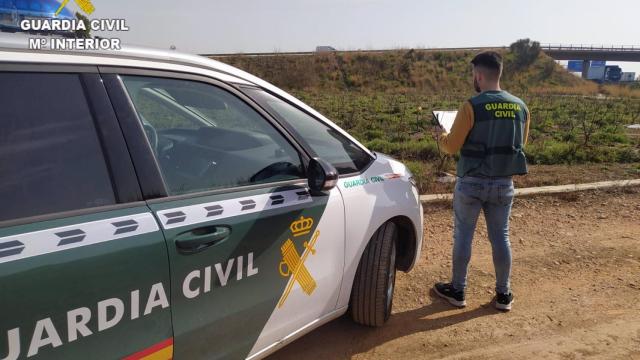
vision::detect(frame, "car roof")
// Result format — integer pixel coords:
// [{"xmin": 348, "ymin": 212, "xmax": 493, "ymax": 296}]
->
[
  {"xmin": 0, "ymin": 33, "xmax": 374, "ymax": 158},
  {"xmin": 0, "ymin": 33, "xmax": 258, "ymax": 84}
]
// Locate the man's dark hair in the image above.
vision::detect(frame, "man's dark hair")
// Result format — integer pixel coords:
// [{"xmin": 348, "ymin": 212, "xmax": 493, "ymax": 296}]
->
[{"xmin": 471, "ymin": 51, "xmax": 503, "ymax": 79}]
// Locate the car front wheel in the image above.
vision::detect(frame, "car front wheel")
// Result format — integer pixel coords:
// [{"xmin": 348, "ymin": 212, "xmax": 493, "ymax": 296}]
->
[{"xmin": 350, "ymin": 221, "xmax": 397, "ymax": 327}]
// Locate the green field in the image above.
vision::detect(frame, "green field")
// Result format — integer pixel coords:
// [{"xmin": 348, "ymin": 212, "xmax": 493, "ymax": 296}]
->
[{"xmin": 214, "ymin": 42, "xmax": 640, "ymax": 190}]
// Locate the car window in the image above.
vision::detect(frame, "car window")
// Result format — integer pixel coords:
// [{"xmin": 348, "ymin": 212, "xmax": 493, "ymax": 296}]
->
[
  {"xmin": 0, "ymin": 73, "xmax": 116, "ymax": 222},
  {"xmin": 244, "ymin": 89, "xmax": 373, "ymax": 175},
  {"xmin": 121, "ymin": 76, "xmax": 305, "ymax": 195}
]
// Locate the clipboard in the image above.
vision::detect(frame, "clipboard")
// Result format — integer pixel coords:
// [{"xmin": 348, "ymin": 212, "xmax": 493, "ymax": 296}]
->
[{"xmin": 432, "ymin": 111, "xmax": 458, "ymax": 133}]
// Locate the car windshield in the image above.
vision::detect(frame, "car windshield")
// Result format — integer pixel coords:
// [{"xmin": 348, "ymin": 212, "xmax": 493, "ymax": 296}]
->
[{"xmin": 244, "ymin": 88, "xmax": 373, "ymax": 175}]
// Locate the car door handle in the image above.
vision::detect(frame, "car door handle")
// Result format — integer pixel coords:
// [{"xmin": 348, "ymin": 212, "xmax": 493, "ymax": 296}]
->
[{"xmin": 175, "ymin": 226, "xmax": 231, "ymax": 255}]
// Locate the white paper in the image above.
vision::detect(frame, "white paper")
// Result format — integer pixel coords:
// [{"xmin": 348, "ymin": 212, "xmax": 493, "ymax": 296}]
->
[{"xmin": 432, "ymin": 111, "xmax": 458, "ymax": 133}]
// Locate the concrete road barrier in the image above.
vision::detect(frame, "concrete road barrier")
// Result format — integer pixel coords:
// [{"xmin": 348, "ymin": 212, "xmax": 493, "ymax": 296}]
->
[{"xmin": 420, "ymin": 179, "xmax": 640, "ymax": 204}]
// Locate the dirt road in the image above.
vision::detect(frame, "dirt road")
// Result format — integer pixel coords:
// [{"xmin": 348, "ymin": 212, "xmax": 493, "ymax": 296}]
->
[{"xmin": 270, "ymin": 188, "xmax": 640, "ymax": 359}]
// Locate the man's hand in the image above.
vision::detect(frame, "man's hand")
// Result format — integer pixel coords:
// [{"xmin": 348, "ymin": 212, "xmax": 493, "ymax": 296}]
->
[{"xmin": 438, "ymin": 102, "xmax": 474, "ymax": 155}]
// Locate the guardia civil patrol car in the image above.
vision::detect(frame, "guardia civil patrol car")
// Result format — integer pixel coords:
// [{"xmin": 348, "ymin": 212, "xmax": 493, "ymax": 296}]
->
[{"xmin": 0, "ymin": 38, "xmax": 423, "ymax": 360}]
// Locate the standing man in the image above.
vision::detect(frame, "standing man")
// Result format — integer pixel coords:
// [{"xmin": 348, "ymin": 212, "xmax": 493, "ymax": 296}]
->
[{"xmin": 434, "ymin": 51, "xmax": 530, "ymax": 311}]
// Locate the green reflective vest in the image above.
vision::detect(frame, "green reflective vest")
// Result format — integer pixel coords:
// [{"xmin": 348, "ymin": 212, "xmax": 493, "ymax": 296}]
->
[{"xmin": 457, "ymin": 91, "xmax": 529, "ymax": 177}]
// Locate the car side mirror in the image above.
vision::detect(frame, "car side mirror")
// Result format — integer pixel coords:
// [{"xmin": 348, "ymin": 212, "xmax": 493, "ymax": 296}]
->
[{"xmin": 307, "ymin": 158, "xmax": 338, "ymax": 193}]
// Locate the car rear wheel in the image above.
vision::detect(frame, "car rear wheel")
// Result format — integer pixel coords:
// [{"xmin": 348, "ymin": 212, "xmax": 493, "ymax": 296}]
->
[{"xmin": 350, "ymin": 221, "xmax": 397, "ymax": 327}]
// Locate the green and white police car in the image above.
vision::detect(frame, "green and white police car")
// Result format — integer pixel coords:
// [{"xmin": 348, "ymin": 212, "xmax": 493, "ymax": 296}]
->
[{"xmin": 0, "ymin": 40, "xmax": 423, "ymax": 360}]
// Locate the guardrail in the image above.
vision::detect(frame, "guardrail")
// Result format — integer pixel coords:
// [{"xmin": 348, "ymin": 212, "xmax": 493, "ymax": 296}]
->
[
  {"xmin": 542, "ymin": 44, "xmax": 640, "ymax": 52},
  {"xmin": 202, "ymin": 46, "xmax": 505, "ymax": 58},
  {"xmin": 202, "ymin": 45, "xmax": 640, "ymax": 59}
]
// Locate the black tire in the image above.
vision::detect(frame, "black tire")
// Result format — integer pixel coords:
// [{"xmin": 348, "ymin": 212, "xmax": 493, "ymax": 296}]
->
[{"xmin": 350, "ymin": 221, "xmax": 397, "ymax": 327}]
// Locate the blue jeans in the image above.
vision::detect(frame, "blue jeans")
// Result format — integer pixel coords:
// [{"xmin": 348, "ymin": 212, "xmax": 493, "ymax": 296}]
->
[{"xmin": 451, "ymin": 176, "xmax": 514, "ymax": 294}]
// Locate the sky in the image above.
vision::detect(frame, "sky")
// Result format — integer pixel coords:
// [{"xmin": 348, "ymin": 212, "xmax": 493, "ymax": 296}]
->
[{"xmin": 81, "ymin": 0, "xmax": 640, "ymax": 73}]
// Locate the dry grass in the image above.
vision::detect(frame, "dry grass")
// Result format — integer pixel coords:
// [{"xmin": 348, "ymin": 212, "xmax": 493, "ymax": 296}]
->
[
  {"xmin": 214, "ymin": 49, "xmax": 592, "ymax": 96},
  {"xmin": 601, "ymin": 85, "xmax": 640, "ymax": 99},
  {"xmin": 529, "ymin": 83, "xmax": 600, "ymax": 96}
]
